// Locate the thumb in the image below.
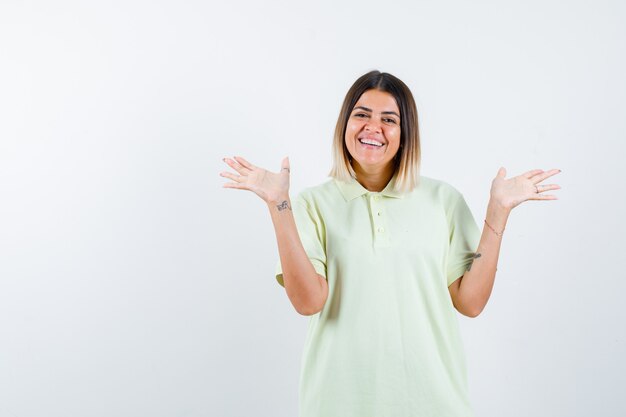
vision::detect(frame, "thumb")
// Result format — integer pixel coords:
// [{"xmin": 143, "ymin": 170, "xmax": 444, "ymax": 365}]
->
[
  {"xmin": 497, "ymin": 166, "xmax": 506, "ymax": 178},
  {"xmin": 281, "ymin": 156, "xmax": 290, "ymax": 173}
]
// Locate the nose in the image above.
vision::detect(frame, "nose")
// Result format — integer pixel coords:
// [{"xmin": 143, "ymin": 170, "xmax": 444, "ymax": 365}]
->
[{"xmin": 364, "ymin": 118, "xmax": 382, "ymax": 133}]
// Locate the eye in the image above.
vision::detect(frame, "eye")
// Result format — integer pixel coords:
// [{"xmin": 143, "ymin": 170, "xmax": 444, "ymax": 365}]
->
[
  {"xmin": 354, "ymin": 113, "xmax": 368, "ymax": 118},
  {"xmin": 383, "ymin": 118, "xmax": 398, "ymax": 124}
]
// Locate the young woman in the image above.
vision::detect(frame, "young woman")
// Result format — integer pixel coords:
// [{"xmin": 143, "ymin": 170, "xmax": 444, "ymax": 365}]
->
[{"xmin": 220, "ymin": 70, "xmax": 560, "ymax": 417}]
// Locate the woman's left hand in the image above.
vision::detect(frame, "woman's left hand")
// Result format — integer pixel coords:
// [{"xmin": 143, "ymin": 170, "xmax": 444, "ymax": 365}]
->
[{"xmin": 490, "ymin": 167, "xmax": 561, "ymax": 211}]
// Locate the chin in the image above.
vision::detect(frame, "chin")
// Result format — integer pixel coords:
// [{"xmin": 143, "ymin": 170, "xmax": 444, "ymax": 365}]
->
[{"xmin": 354, "ymin": 158, "xmax": 392, "ymax": 170}]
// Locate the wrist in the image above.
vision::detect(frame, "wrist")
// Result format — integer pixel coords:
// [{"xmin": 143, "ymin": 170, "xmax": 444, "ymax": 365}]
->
[
  {"xmin": 267, "ymin": 194, "xmax": 291, "ymax": 208},
  {"xmin": 487, "ymin": 198, "xmax": 511, "ymax": 216},
  {"xmin": 486, "ymin": 199, "xmax": 510, "ymax": 231}
]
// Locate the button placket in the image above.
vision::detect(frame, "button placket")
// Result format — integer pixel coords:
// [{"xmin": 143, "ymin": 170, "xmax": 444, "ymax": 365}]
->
[{"xmin": 369, "ymin": 193, "xmax": 390, "ymax": 247}]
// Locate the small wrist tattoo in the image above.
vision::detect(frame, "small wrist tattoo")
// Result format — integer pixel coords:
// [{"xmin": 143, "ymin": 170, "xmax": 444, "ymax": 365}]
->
[{"xmin": 276, "ymin": 200, "xmax": 291, "ymax": 211}]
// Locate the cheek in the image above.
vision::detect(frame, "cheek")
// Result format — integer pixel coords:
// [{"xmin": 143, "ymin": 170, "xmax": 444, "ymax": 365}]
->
[
  {"xmin": 385, "ymin": 127, "xmax": 401, "ymax": 143},
  {"xmin": 345, "ymin": 123, "xmax": 360, "ymax": 136},
  {"xmin": 344, "ymin": 125, "xmax": 360, "ymax": 145}
]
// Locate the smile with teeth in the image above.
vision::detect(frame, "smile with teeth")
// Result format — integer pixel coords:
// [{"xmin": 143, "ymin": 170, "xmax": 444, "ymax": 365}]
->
[{"xmin": 359, "ymin": 138, "xmax": 384, "ymax": 147}]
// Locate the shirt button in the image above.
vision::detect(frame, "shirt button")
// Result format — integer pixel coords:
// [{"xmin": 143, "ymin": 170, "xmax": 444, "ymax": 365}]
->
[
  {"xmin": 374, "ymin": 195, "xmax": 380, "ymax": 201},
  {"xmin": 378, "ymin": 227, "xmax": 385, "ymax": 233},
  {"xmin": 377, "ymin": 211, "xmax": 382, "ymax": 216}
]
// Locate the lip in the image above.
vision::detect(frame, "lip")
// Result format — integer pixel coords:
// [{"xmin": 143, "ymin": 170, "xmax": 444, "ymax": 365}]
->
[{"xmin": 357, "ymin": 136, "xmax": 386, "ymax": 146}]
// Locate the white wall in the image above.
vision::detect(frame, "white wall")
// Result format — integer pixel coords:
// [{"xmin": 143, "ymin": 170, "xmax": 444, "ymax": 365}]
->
[{"xmin": 1, "ymin": 1, "xmax": 624, "ymax": 416}]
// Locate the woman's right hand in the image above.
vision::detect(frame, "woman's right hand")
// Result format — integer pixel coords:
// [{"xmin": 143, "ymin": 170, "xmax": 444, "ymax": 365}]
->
[{"xmin": 220, "ymin": 156, "xmax": 291, "ymax": 204}]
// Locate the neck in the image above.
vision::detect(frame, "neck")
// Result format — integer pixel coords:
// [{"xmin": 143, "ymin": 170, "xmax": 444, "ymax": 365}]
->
[{"xmin": 352, "ymin": 162, "xmax": 395, "ymax": 192}]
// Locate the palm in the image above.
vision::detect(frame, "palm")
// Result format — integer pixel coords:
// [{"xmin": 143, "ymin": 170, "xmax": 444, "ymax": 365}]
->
[
  {"xmin": 220, "ymin": 156, "xmax": 290, "ymax": 203},
  {"xmin": 490, "ymin": 167, "xmax": 561, "ymax": 210}
]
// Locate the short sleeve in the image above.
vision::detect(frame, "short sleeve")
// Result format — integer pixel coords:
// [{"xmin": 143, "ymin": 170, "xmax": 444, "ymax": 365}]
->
[
  {"xmin": 274, "ymin": 193, "xmax": 327, "ymax": 288},
  {"xmin": 446, "ymin": 191, "xmax": 481, "ymax": 287}
]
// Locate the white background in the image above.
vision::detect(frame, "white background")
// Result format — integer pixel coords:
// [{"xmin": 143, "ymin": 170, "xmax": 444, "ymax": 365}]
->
[{"xmin": 1, "ymin": 1, "xmax": 624, "ymax": 416}]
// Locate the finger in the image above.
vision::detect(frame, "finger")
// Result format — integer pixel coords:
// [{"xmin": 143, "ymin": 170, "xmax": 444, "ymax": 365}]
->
[
  {"xmin": 530, "ymin": 194, "xmax": 558, "ymax": 200},
  {"xmin": 280, "ymin": 156, "xmax": 290, "ymax": 174},
  {"xmin": 538, "ymin": 184, "xmax": 561, "ymax": 192},
  {"xmin": 531, "ymin": 169, "xmax": 561, "ymax": 183},
  {"xmin": 222, "ymin": 182, "xmax": 248, "ymax": 190},
  {"xmin": 522, "ymin": 169, "xmax": 544, "ymax": 179},
  {"xmin": 234, "ymin": 156, "xmax": 255, "ymax": 170},
  {"xmin": 223, "ymin": 157, "xmax": 249, "ymax": 175},
  {"xmin": 220, "ymin": 171, "xmax": 243, "ymax": 182}
]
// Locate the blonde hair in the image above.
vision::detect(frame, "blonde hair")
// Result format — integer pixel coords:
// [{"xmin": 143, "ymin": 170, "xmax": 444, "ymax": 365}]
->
[{"xmin": 328, "ymin": 70, "xmax": 421, "ymax": 194}]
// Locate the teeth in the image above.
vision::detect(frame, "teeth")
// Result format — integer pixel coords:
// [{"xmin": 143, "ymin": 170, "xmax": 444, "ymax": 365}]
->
[{"xmin": 359, "ymin": 139, "xmax": 383, "ymax": 147}]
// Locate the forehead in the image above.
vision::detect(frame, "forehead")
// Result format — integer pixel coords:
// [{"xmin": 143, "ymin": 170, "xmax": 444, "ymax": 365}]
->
[{"xmin": 354, "ymin": 89, "xmax": 399, "ymax": 112}]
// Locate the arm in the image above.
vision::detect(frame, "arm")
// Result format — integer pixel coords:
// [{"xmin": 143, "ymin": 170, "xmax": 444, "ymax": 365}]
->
[
  {"xmin": 448, "ymin": 199, "xmax": 509, "ymax": 317},
  {"xmin": 267, "ymin": 194, "xmax": 329, "ymax": 316},
  {"xmin": 449, "ymin": 167, "xmax": 561, "ymax": 317},
  {"xmin": 220, "ymin": 155, "xmax": 328, "ymax": 316}
]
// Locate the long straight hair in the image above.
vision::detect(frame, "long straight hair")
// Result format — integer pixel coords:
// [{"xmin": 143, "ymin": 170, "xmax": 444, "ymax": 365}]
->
[{"xmin": 328, "ymin": 70, "xmax": 421, "ymax": 194}]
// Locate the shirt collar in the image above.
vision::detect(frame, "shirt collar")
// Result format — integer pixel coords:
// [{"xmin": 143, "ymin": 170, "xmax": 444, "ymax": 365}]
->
[{"xmin": 334, "ymin": 174, "xmax": 405, "ymax": 202}]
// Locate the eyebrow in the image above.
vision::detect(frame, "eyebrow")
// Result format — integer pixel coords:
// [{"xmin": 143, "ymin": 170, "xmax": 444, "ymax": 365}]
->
[{"xmin": 353, "ymin": 106, "xmax": 400, "ymax": 119}]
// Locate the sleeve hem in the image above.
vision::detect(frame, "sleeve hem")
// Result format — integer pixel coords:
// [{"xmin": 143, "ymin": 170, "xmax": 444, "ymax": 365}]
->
[
  {"xmin": 447, "ymin": 265, "xmax": 468, "ymax": 287},
  {"xmin": 275, "ymin": 259, "xmax": 327, "ymax": 288}
]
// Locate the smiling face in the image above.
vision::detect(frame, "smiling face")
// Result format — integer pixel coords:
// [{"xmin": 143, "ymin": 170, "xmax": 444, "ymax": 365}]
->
[{"xmin": 344, "ymin": 89, "xmax": 402, "ymax": 176}]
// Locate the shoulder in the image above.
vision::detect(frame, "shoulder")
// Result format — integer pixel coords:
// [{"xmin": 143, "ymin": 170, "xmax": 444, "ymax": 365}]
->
[
  {"xmin": 416, "ymin": 175, "xmax": 464, "ymax": 203},
  {"xmin": 293, "ymin": 178, "xmax": 338, "ymax": 206}
]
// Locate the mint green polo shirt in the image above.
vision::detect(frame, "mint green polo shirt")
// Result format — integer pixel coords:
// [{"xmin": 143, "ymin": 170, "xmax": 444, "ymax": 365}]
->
[{"xmin": 274, "ymin": 174, "xmax": 481, "ymax": 417}]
